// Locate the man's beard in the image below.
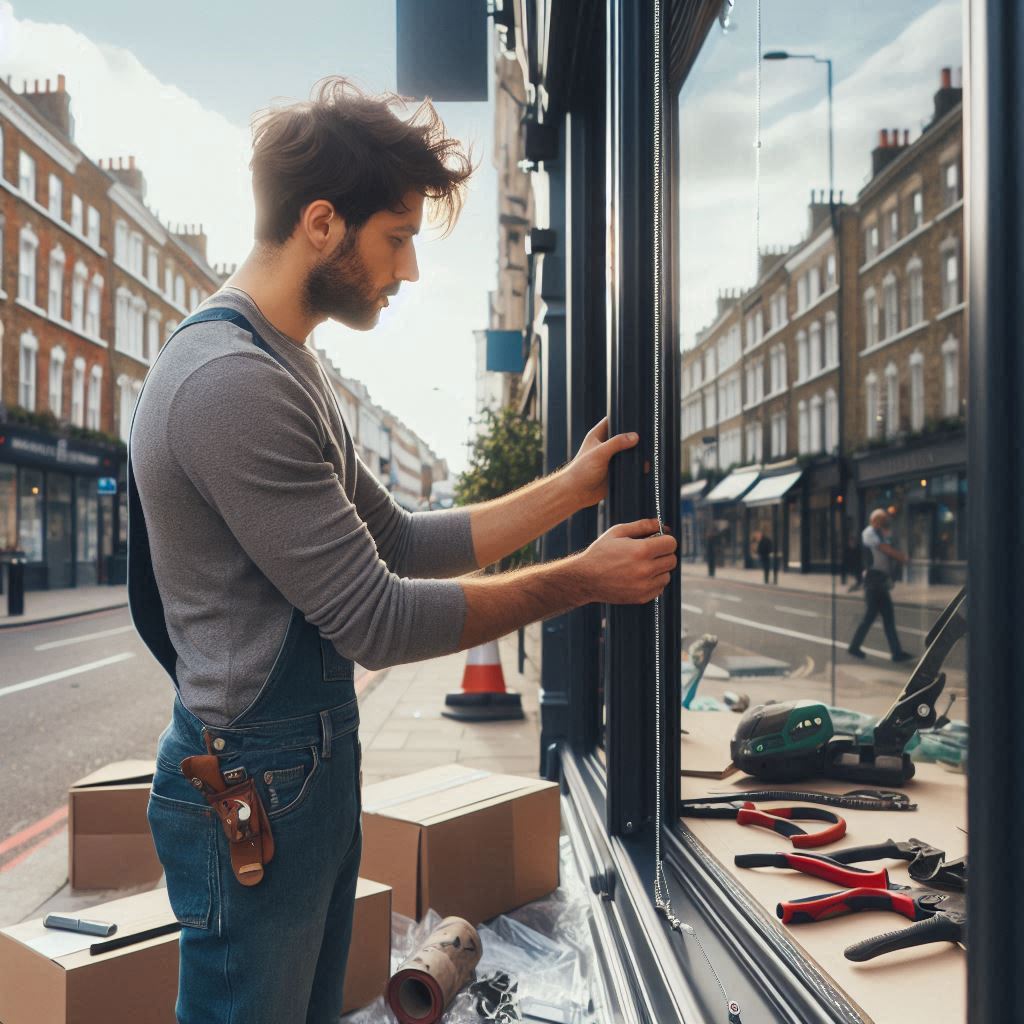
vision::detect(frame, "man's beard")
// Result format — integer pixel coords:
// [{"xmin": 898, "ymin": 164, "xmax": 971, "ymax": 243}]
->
[{"xmin": 304, "ymin": 228, "xmax": 381, "ymax": 329}]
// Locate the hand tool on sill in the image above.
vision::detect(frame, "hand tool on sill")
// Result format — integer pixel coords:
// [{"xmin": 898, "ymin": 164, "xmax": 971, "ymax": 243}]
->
[
  {"xmin": 778, "ymin": 886, "xmax": 967, "ymax": 962},
  {"xmin": 180, "ymin": 740, "xmax": 275, "ymax": 887},
  {"xmin": 681, "ymin": 788, "xmax": 916, "ymax": 813},
  {"xmin": 681, "ymin": 634, "xmax": 719, "ymax": 713},
  {"xmin": 736, "ymin": 837, "xmax": 966, "ymax": 891},
  {"xmin": 679, "ymin": 800, "xmax": 846, "ymax": 848},
  {"xmin": 730, "ymin": 586, "xmax": 967, "ymax": 786}
]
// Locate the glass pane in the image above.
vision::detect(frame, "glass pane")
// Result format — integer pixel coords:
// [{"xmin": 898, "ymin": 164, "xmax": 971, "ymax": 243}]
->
[
  {"xmin": 18, "ymin": 468, "xmax": 44, "ymax": 561},
  {"xmin": 0, "ymin": 464, "xmax": 15, "ymax": 551},
  {"xmin": 76, "ymin": 476, "xmax": 99, "ymax": 586}
]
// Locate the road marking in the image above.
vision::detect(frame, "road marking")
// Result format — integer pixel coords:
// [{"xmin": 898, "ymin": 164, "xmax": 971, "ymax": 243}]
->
[
  {"xmin": 708, "ymin": 593, "xmax": 742, "ymax": 603},
  {"xmin": 0, "ymin": 806, "xmax": 67, "ymax": 859},
  {"xmin": 774, "ymin": 605, "xmax": 821, "ymax": 619},
  {"xmin": 0, "ymin": 824, "xmax": 66, "ymax": 874},
  {"xmin": 0, "ymin": 653, "xmax": 135, "ymax": 699},
  {"xmin": 897, "ymin": 624, "xmax": 931, "ymax": 637},
  {"xmin": 34, "ymin": 625, "xmax": 136, "ymax": 651},
  {"xmin": 681, "ymin": 603, "xmax": 704, "ymax": 616},
  {"xmin": 715, "ymin": 612, "xmax": 890, "ymax": 660}
]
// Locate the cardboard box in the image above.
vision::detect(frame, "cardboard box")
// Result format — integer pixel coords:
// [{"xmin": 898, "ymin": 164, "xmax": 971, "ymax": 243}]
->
[
  {"xmin": 359, "ymin": 764, "xmax": 560, "ymax": 924},
  {"xmin": 68, "ymin": 760, "xmax": 162, "ymax": 891},
  {"xmin": 0, "ymin": 888, "xmax": 179, "ymax": 1024},
  {"xmin": 342, "ymin": 878, "xmax": 392, "ymax": 1013}
]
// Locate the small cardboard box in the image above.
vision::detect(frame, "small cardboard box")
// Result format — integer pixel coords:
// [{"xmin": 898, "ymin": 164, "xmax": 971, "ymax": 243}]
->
[
  {"xmin": 0, "ymin": 888, "xmax": 179, "ymax": 1024},
  {"xmin": 359, "ymin": 764, "xmax": 560, "ymax": 924},
  {"xmin": 68, "ymin": 759, "xmax": 162, "ymax": 891},
  {"xmin": 342, "ymin": 878, "xmax": 393, "ymax": 1013}
]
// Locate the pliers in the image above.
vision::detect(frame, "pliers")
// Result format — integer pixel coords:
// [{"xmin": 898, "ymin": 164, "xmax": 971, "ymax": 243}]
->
[
  {"xmin": 680, "ymin": 801, "xmax": 846, "ymax": 848},
  {"xmin": 736, "ymin": 837, "xmax": 966, "ymax": 892},
  {"xmin": 778, "ymin": 887, "xmax": 966, "ymax": 962}
]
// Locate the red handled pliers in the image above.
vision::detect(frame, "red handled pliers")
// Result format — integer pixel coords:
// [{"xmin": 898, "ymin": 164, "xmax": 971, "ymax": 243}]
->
[{"xmin": 680, "ymin": 801, "xmax": 846, "ymax": 848}]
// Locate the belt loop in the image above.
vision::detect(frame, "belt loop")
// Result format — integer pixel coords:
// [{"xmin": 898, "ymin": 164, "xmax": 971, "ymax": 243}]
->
[{"xmin": 320, "ymin": 709, "xmax": 333, "ymax": 760}]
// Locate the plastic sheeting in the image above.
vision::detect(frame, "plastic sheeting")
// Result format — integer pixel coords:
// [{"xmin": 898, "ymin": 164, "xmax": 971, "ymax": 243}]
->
[{"xmin": 345, "ymin": 835, "xmax": 601, "ymax": 1023}]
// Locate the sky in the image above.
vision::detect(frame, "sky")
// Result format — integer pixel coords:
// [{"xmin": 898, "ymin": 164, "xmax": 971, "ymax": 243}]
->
[
  {"xmin": 0, "ymin": 1, "xmax": 497, "ymax": 475},
  {"xmin": 678, "ymin": 0, "xmax": 963, "ymax": 347}
]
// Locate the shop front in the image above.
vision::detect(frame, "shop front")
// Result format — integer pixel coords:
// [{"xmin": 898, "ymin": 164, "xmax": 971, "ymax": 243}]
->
[
  {"xmin": 803, "ymin": 458, "xmax": 842, "ymax": 574},
  {"xmin": 853, "ymin": 432, "xmax": 967, "ymax": 585},
  {"xmin": 679, "ymin": 479, "xmax": 707, "ymax": 560},
  {"xmin": 0, "ymin": 423, "xmax": 121, "ymax": 591},
  {"xmin": 740, "ymin": 464, "xmax": 802, "ymax": 571},
  {"xmin": 698, "ymin": 465, "xmax": 760, "ymax": 567}
]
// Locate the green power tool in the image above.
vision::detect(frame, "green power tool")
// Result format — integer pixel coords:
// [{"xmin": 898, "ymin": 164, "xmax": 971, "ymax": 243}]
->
[{"xmin": 730, "ymin": 587, "xmax": 966, "ymax": 786}]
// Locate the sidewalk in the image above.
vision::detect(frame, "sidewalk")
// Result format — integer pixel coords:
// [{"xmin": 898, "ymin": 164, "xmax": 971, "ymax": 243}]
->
[
  {"xmin": 6, "ymin": 625, "xmax": 541, "ymax": 926},
  {"xmin": 0, "ymin": 583, "xmax": 128, "ymax": 628},
  {"xmin": 680, "ymin": 561, "xmax": 958, "ymax": 610}
]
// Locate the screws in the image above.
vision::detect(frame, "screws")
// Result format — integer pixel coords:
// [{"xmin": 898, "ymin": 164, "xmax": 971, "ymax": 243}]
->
[
  {"xmin": 917, "ymin": 703, "xmax": 930, "ymax": 718},
  {"xmin": 213, "ymin": 737, "xmax": 226, "ymax": 751},
  {"xmin": 191, "ymin": 777, "xmax": 203, "ymax": 789}
]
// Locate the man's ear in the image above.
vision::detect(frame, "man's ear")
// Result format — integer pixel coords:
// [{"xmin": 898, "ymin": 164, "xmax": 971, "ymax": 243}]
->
[{"xmin": 300, "ymin": 199, "xmax": 343, "ymax": 253}]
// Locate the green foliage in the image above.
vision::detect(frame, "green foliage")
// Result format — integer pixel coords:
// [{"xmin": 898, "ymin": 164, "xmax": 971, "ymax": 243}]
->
[
  {"xmin": 3, "ymin": 405, "xmax": 127, "ymax": 454},
  {"xmin": 455, "ymin": 405, "xmax": 544, "ymax": 570}
]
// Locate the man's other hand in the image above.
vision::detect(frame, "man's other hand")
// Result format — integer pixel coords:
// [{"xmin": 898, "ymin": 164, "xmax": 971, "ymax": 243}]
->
[
  {"xmin": 566, "ymin": 417, "xmax": 640, "ymax": 509},
  {"xmin": 580, "ymin": 518, "xmax": 677, "ymax": 604}
]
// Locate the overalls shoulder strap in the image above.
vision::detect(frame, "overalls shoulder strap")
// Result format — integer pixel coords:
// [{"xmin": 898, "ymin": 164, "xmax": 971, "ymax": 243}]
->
[{"xmin": 127, "ymin": 307, "xmax": 292, "ymax": 686}]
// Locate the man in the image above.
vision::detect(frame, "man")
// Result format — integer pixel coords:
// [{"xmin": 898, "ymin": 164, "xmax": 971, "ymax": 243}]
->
[
  {"xmin": 756, "ymin": 531, "xmax": 774, "ymax": 585},
  {"xmin": 847, "ymin": 508, "xmax": 913, "ymax": 662},
  {"xmin": 129, "ymin": 79, "xmax": 676, "ymax": 1024}
]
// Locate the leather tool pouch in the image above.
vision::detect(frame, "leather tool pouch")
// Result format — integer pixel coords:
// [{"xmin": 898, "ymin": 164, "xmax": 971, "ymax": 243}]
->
[{"xmin": 180, "ymin": 751, "xmax": 276, "ymax": 887}]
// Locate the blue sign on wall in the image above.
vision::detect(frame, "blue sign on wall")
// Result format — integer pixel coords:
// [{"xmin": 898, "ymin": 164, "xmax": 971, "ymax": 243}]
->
[
  {"xmin": 485, "ymin": 330, "xmax": 526, "ymax": 373},
  {"xmin": 98, "ymin": 477, "xmax": 118, "ymax": 495}
]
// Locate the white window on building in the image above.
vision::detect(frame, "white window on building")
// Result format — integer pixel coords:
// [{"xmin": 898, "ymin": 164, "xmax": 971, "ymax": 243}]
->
[
  {"xmin": 87, "ymin": 205, "xmax": 101, "ymax": 246},
  {"xmin": 797, "ymin": 275, "xmax": 808, "ymax": 312},
  {"xmin": 147, "ymin": 310, "xmax": 161, "ymax": 361},
  {"xmin": 166, "ymin": 319, "xmax": 178, "ymax": 340},
  {"xmin": 188, "ymin": 285, "xmax": 200, "ymax": 311},
  {"xmin": 86, "ymin": 274, "xmax": 103, "ymax": 337},
  {"xmin": 71, "ymin": 357, "xmax": 86, "ymax": 427},
  {"xmin": 115, "ymin": 288, "xmax": 131, "ymax": 353},
  {"xmin": 745, "ymin": 421, "xmax": 763, "ymax": 463},
  {"xmin": 797, "ymin": 400, "xmax": 809, "ymax": 455},
  {"xmin": 129, "ymin": 232, "xmax": 145, "ymax": 275},
  {"xmin": 910, "ymin": 351, "xmax": 925, "ymax": 432},
  {"xmin": 132, "ymin": 297, "xmax": 147, "ymax": 358},
  {"xmin": 866, "ymin": 372, "xmax": 880, "ymax": 440},
  {"xmin": 71, "ymin": 261, "xmax": 88, "ymax": 330},
  {"xmin": 48, "ymin": 245, "xmax": 65, "ymax": 319},
  {"xmin": 19, "ymin": 331, "xmax": 38, "ymax": 410},
  {"xmin": 911, "ymin": 189, "xmax": 924, "ymax": 230},
  {"xmin": 825, "ymin": 389, "xmax": 839, "ymax": 453},
  {"xmin": 0, "ymin": 217, "xmax": 4, "ymax": 287},
  {"xmin": 942, "ymin": 245, "xmax": 960, "ymax": 310},
  {"xmin": 88, "ymin": 366, "xmax": 103, "ymax": 431},
  {"xmin": 770, "ymin": 286, "xmax": 788, "ymax": 330},
  {"xmin": 885, "ymin": 361, "xmax": 899, "ymax": 438},
  {"xmin": 71, "ymin": 194, "xmax": 84, "ymax": 235},
  {"xmin": 164, "ymin": 263, "xmax": 174, "ymax": 298},
  {"xmin": 887, "ymin": 206, "xmax": 899, "ymax": 247},
  {"xmin": 865, "ymin": 223, "xmax": 879, "ymax": 262},
  {"xmin": 704, "ymin": 387, "xmax": 717, "ymax": 428},
  {"xmin": 810, "ymin": 394, "xmax": 824, "ymax": 453},
  {"xmin": 174, "ymin": 274, "xmax": 186, "ymax": 307},
  {"xmin": 18, "ymin": 224, "xmax": 39, "ymax": 304},
  {"xmin": 809, "ymin": 321, "xmax": 823, "ymax": 376},
  {"xmin": 907, "ymin": 258, "xmax": 924, "ymax": 325},
  {"xmin": 942, "ymin": 336, "xmax": 960, "ymax": 418},
  {"xmin": 147, "ymin": 247, "xmax": 159, "ymax": 286},
  {"xmin": 769, "ymin": 344, "xmax": 786, "ymax": 393},
  {"xmin": 48, "ymin": 174, "xmax": 63, "ymax": 219},
  {"xmin": 882, "ymin": 273, "xmax": 899, "ymax": 339},
  {"xmin": 825, "ymin": 252, "xmax": 836, "ymax": 289},
  {"xmin": 114, "ymin": 220, "xmax": 128, "ymax": 263},
  {"xmin": 808, "ymin": 266, "xmax": 821, "ymax": 305},
  {"xmin": 770, "ymin": 411, "xmax": 787, "ymax": 458},
  {"xmin": 824, "ymin": 312, "xmax": 839, "ymax": 368},
  {"xmin": 863, "ymin": 288, "xmax": 879, "ymax": 349},
  {"xmin": 49, "ymin": 345, "xmax": 65, "ymax": 417},
  {"xmin": 18, "ymin": 150, "xmax": 36, "ymax": 200},
  {"xmin": 943, "ymin": 161, "xmax": 960, "ymax": 207},
  {"xmin": 703, "ymin": 348, "xmax": 716, "ymax": 383},
  {"xmin": 796, "ymin": 331, "xmax": 809, "ymax": 382},
  {"xmin": 745, "ymin": 308, "xmax": 764, "ymax": 350}
]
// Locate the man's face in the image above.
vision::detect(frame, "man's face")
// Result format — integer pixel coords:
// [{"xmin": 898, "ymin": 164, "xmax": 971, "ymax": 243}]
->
[{"xmin": 304, "ymin": 190, "xmax": 423, "ymax": 331}]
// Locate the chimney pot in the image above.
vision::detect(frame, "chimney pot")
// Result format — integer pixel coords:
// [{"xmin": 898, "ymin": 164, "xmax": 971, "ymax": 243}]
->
[
  {"xmin": 129, "ymin": 155, "xmax": 135, "ymax": 170},
  {"xmin": 45, "ymin": 78, "xmax": 50, "ymax": 93},
  {"xmin": 34, "ymin": 79, "xmax": 39, "ymax": 92},
  {"xmin": 904, "ymin": 129, "xmax": 910, "ymax": 146},
  {"xmin": 58, "ymin": 73, "xmax": 66, "ymax": 92},
  {"xmin": 941, "ymin": 66, "xmax": 952, "ymax": 89},
  {"xmin": 880, "ymin": 129, "xmax": 889, "ymax": 147}
]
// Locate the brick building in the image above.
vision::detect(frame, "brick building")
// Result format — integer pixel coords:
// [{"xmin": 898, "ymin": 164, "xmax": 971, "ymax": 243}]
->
[
  {"xmin": 681, "ymin": 68, "xmax": 965, "ymax": 583},
  {"xmin": 0, "ymin": 75, "xmax": 221, "ymax": 591}
]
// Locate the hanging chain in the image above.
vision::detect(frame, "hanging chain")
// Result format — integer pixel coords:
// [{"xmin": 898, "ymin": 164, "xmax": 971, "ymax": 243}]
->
[{"xmin": 651, "ymin": 2, "xmax": 742, "ymax": 1020}]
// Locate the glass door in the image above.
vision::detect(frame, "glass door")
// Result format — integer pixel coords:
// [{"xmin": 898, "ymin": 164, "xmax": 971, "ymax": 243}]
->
[
  {"xmin": 46, "ymin": 472, "xmax": 74, "ymax": 588},
  {"xmin": 76, "ymin": 476, "xmax": 99, "ymax": 586}
]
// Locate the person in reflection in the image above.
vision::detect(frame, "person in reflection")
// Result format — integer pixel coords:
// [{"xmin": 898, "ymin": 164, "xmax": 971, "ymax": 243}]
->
[
  {"xmin": 756, "ymin": 531, "xmax": 774, "ymax": 585},
  {"xmin": 706, "ymin": 526, "xmax": 717, "ymax": 576},
  {"xmin": 847, "ymin": 508, "xmax": 914, "ymax": 662}
]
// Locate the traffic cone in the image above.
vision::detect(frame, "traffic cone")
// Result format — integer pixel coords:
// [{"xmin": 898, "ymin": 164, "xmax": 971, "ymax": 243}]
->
[{"xmin": 442, "ymin": 640, "xmax": 524, "ymax": 722}]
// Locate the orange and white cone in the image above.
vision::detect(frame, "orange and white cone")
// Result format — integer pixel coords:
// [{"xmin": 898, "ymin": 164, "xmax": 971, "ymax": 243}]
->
[{"xmin": 442, "ymin": 640, "xmax": 524, "ymax": 722}]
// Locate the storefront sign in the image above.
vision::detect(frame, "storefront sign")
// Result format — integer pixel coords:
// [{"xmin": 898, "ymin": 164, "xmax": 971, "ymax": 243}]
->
[
  {"xmin": 98, "ymin": 477, "xmax": 118, "ymax": 494},
  {"xmin": 0, "ymin": 424, "xmax": 117, "ymax": 474},
  {"xmin": 854, "ymin": 433, "xmax": 966, "ymax": 486}
]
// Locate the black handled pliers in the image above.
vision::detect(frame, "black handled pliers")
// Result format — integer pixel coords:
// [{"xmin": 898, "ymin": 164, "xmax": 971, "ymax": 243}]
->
[{"xmin": 680, "ymin": 801, "xmax": 846, "ymax": 848}]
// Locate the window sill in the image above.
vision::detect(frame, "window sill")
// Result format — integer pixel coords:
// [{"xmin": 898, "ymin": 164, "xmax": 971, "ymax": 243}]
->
[
  {"xmin": 859, "ymin": 319, "xmax": 931, "ymax": 357},
  {"xmin": 0, "ymin": 177, "xmax": 108, "ymax": 259},
  {"xmin": 936, "ymin": 301, "xmax": 966, "ymax": 322},
  {"xmin": 15, "ymin": 298, "xmax": 109, "ymax": 349},
  {"xmin": 790, "ymin": 284, "xmax": 839, "ymax": 324},
  {"xmin": 859, "ymin": 217, "xmax": 937, "ymax": 276},
  {"xmin": 935, "ymin": 197, "xmax": 965, "ymax": 224},
  {"xmin": 114, "ymin": 257, "xmax": 188, "ymax": 316},
  {"xmin": 793, "ymin": 363, "xmax": 839, "ymax": 389}
]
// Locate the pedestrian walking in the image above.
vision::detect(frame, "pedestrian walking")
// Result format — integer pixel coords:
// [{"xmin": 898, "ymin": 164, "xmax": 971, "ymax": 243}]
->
[
  {"xmin": 845, "ymin": 526, "xmax": 864, "ymax": 592},
  {"xmin": 847, "ymin": 509, "xmax": 914, "ymax": 662},
  {"xmin": 706, "ymin": 527, "xmax": 717, "ymax": 577},
  {"xmin": 756, "ymin": 532, "xmax": 774, "ymax": 585},
  {"xmin": 129, "ymin": 78, "xmax": 677, "ymax": 1024}
]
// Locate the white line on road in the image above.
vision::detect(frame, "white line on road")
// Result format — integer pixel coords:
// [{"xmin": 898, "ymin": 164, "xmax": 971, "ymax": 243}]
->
[
  {"xmin": 896, "ymin": 625, "xmax": 931, "ymax": 638},
  {"xmin": 715, "ymin": 612, "xmax": 890, "ymax": 660},
  {"xmin": 34, "ymin": 625, "xmax": 136, "ymax": 651},
  {"xmin": 681, "ymin": 603, "xmax": 704, "ymax": 616},
  {"xmin": 0, "ymin": 653, "xmax": 136, "ymax": 699},
  {"xmin": 708, "ymin": 593, "xmax": 742, "ymax": 603},
  {"xmin": 774, "ymin": 605, "xmax": 821, "ymax": 619}
]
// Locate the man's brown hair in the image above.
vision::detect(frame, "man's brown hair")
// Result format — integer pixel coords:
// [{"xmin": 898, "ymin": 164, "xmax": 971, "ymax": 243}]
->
[{"xmin": 250, "ymin": 77, "xmax": 474, "ymax": 245}]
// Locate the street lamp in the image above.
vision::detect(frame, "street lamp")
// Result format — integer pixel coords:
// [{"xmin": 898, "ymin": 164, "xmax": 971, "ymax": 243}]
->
[{"xmin": 763, "ymin": 50, "xmax": 834, "ymax": 204}]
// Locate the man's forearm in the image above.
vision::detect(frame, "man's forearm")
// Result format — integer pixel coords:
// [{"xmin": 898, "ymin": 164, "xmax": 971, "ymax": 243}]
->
[
  {"xmin": 467, "ymin": 469, "xmax": 578, "ymax": 569},
  {"xmin": 458, "ymin": 554, "xmax": 590, "ymax": 649}
]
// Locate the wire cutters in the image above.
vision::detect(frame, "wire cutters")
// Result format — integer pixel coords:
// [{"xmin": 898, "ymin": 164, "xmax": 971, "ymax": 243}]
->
[
  {"xmin": 778, "ymin": 886, "xmax": 966, "ymax": 962},
  {"xmin": 681, "ymin": 801, "xmax": 846, "ymax": 848}
]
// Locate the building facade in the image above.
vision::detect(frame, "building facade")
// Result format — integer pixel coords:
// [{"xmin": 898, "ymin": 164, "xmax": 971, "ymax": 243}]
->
[{"xmin": 681, "ymin": 68, "xmax": 965, "ymax": 583}]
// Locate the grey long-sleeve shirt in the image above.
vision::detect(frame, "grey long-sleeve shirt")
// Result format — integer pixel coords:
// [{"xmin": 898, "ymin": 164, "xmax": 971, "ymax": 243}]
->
[{"xmin": 130, "ymin": 288, "xmax": 475, "ymax": 725}]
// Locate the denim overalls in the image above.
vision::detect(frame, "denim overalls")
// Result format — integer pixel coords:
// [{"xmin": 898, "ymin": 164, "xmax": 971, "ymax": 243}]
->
[{"xmin": 128, "ymin": 308, "xmax": 363, "ymax": 1024}]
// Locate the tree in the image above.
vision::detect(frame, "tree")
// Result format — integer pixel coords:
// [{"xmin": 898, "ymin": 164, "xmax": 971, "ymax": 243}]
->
[{"xmin": 455, "ymin": 405, "xmax": 544, "ymax": 570}]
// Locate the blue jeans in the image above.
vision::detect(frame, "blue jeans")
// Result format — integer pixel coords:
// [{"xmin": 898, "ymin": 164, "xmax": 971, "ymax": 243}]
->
[{"xmin": 147, "ymin": 608, "xmax": 362, "ymax": 1024}]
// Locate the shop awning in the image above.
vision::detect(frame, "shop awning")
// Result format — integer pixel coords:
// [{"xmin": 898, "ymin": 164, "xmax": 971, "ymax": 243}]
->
[
  {"xmin": 702, "ymin": 467, "xmax": 761, "ymax": 504},
  {"xmin": 742, "ymin": 470, "xmax": 803, "ymax": 507},
  {"xmin": 680, "ymin": 480, "xmax": 708, "ymax": 500}
]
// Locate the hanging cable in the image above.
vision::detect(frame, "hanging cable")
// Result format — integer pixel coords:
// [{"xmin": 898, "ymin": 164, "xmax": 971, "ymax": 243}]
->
[
  {"xmin": 754, "ymin": 0, "xmax": 763, "ymax": 273},
  {"xmin": 650, "ymin": 1, "xmax": 742, "ymax": 1020}
]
